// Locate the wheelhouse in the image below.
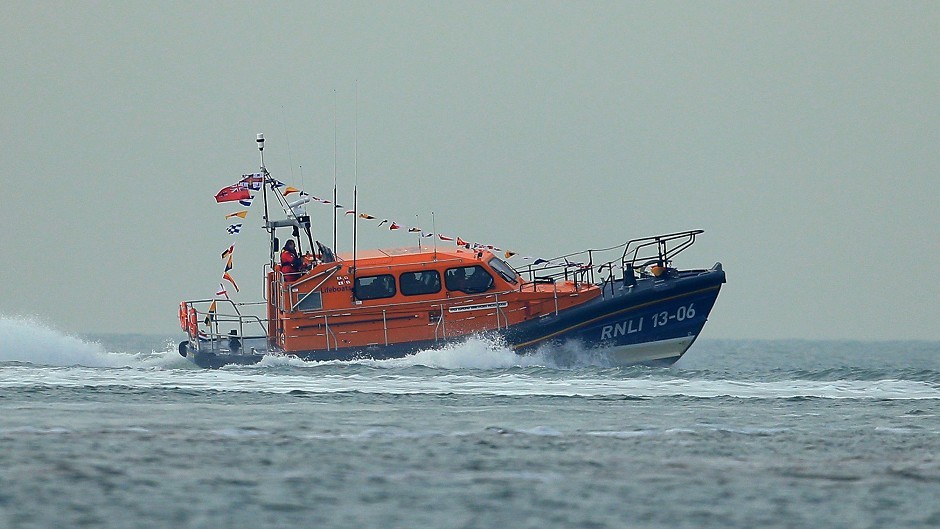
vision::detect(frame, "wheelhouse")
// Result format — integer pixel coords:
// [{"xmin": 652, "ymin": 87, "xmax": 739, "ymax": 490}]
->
[{"xmin": 265, "ymin": 245, "xmax": 596, "ymax": 354}]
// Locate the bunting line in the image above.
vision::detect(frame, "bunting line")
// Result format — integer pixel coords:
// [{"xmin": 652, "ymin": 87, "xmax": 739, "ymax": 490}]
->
[{"xmin": 208, "ymin": 173, "xmax": 576, "ymax": 312}]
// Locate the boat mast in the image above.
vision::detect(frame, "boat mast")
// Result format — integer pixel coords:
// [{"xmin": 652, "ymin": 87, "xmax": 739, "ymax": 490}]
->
[{"xmin": 257, "ymin": 133, "xmax": 275, "ymax": 268}]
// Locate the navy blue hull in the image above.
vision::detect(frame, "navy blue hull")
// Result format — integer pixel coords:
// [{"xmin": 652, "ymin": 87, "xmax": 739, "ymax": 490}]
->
[
  {"xmin": 506, "ymin": 267, "xmax": 724, "ymax": 363},
  {"xmin": 182, "ymin": 267, "xmax": 725, "ymax": 368}
]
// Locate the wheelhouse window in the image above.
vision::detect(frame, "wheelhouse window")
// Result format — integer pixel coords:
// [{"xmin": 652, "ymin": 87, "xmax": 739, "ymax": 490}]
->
[
  {"xmin": 445, "ymin": 265, "xmax": 494, "ymax": 294},
  {"xmin": 399, "ymin": 270, "xmax": 442, "ymax": 296},
  {"xmin": 296, "ymin": 291, "xmax": 323, "ymax": 312},
  {"xmin": 354, "ymin": 274, "xmax": 396, "ymax": 300},
  {"xmin": 487, "ymin": 256, "xmax": 519, "ymax": 284}
]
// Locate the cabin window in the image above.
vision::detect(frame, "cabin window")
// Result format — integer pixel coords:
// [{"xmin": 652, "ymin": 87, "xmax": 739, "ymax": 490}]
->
[
  {"xmin": 488, "ymin": 256, "xmax": 519, "ymax": 284},
  {"xmin": 296, "ymin": 291, "xmax": 323, "ymax": 312},
  {"xmin": 354, "ymin": 274, "xmax": 396, "ymax": 300},
  {"xmin": 445, "ymin": 265, "xmax": 494, "ymax": 294},
  {"xmin": 399, "ymin": 270, "xmax": 442, "ymax": 296}
]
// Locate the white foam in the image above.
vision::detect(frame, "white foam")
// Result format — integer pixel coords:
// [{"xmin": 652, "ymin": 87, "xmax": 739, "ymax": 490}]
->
[
  {"xmin": 244, "ymin": 336, "xmax": 551, "ymax": 370},
  {"xmin": 2, "ymin": 317, "xmax": 939, "ymax": 401},
  {"xmin": 0, "ymin": 315, "xmax": 121, "ymax": 367},
  {"xmin": 0, "ymin": 315, "xmax": 188, "ymax": 369},
  {"xmin": 361, "ymin": 337, "xmax": 549, "ymax": 369},
  {"xmin": 4, "ymin": 361, "xmax": 938, "ymax": 400},
  {"xmin": 247, "ymin": 336, "xmax": 615, "ymax": 370}
]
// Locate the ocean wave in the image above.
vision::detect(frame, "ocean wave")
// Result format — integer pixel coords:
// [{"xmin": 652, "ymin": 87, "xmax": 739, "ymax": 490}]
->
[
  {"xmin": 1, "ymin": 364, "xmax": 937, "ymax": 400},
  {"xmin": 3, "ymin": 317, "xmax": 940, "ymax": 402},
  {"xmin": 0, "ymin": 316, "xmax": 192, "ymax": 369},
  {"xmin": 0, "ymin": 315, "xmax": 120, "ymax": 367}
]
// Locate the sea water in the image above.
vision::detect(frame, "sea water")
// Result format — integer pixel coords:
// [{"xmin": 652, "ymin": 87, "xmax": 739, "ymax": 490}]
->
[{"xmin": 1, "ymin": 316, "xmax": 938, "ymax": 529}]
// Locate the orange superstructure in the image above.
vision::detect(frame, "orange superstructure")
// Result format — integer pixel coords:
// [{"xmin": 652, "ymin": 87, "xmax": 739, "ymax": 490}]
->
[{"xmin": 266, "ymin": 246, "xmax": 600, "ymax": 356}]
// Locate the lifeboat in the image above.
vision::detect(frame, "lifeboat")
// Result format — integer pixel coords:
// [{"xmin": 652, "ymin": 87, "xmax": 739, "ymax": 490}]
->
[{"xmin": 178, "ymin": 138, "xmax": 726, "ymax": 368}]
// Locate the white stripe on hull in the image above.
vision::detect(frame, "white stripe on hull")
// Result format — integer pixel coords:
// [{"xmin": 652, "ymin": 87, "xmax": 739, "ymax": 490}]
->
[{"xmin": 604, "ymin": 335, "xmax": 696, "ymax": 365}]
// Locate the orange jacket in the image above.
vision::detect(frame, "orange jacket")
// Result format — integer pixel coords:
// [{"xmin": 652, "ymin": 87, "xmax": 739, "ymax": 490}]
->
[{"xmin": 280, "ymin": 249, "xmax": 301, "ymax": 279}]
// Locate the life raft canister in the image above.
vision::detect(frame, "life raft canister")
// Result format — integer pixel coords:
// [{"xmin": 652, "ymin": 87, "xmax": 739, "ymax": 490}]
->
[
  {"xmin": 187, "ymin": 307, "xmax": 198, "ymax": 337},
  {"xmin": 179, "ymin": 302, "xmax": 188, "ymax": 332}
]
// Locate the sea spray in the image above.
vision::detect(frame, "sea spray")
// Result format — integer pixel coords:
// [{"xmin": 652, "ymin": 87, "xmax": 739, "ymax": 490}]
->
[{"xmin": 0, "ymin": 315, "xmax": 188, "ymax": 369}]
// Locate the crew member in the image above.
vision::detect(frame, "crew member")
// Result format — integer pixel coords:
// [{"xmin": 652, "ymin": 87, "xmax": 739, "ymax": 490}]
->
[
  {"xmin": 228, "ymin": 330, "xmax": 241, "ymax": 352},
  {"xmin": 280, "ymin": 240, "xmax": 302, "ymax": 282}
]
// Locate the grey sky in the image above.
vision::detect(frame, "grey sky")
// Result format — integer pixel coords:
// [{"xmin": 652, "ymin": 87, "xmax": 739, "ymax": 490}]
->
[{"xmin": 1, "ymin": 1, "xmax": 937, "ymax": 340}]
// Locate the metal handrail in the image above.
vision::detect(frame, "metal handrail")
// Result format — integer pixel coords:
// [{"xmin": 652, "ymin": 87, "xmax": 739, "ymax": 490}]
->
[
  {"xmin": 432, "ymin": 304, "xmax": 447, "ymax": 341},
  {"xmin": 182, "ymin": 298, "xmax": 269, "ymax": 353},
  {"xmin": 518, "ymin": 229, "xmax": 705, "ymax": 285},
  {"xmin": 290, "ymin": 265, "xmax": 341, "ymax": 312}
]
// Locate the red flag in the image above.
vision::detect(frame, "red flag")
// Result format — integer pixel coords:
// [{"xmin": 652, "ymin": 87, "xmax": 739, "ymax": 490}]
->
[
  {"xmin": 438, "ymin": 234, "xmax": 454, "ymax": 241},
  {"xmin": 389, "ymin": 222, "xmax": 401, "ymax": 230},
  {"xmin": 215, "ymin": 185, "xmax": 251, "ymax": 203},
  {"xmin": 222, "ymin": 272, "xmax": 240, "ymax": 292},
  {"xmin": 456, "ymin": 237, "xmax": 469, "ymax": 247}
]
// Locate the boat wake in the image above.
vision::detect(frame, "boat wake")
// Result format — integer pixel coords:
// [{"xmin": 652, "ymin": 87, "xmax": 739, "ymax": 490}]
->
[
  {"xmin": 0, "ymin": 316, "xmax": 189, "ymax": 369},
  {"xmin": 254, "ymin": 336, "xmax": 619, "ymax": 370},
  {"xmin": 2, "ymin": 317, "xmax": 938, "ymax": 400},
  {"xmin": 0, "ymin": 315, "xmax": 614, "ymax": 371}
]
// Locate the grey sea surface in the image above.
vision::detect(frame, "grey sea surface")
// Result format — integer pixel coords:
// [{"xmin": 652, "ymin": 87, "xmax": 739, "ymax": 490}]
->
[{"xmin": 1, "ymin": 319, "xmax": 938, "ymax": 529}]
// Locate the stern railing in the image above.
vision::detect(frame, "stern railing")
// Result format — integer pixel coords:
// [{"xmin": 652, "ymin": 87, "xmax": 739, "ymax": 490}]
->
[{"xmin": 182, "ymin": 298, "xmax": 268, "ymax": 353}]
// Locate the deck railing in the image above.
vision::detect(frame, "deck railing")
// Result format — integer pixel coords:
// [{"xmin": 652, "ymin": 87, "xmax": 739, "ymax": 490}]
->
[
  {"xmin": 517, "ymin": 229, "xmax": 705, "ymax": 289},
  {"xmin": 182, "ymin": 298, "xmax": 268, "ymax": 352}
]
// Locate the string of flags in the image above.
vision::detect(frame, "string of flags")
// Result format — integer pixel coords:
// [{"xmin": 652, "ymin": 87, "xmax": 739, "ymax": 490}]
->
[
  {"xmin": 321, "ymin": 190, "xmax": 599, "ymax": 270},
  {"xmin": 200, "ymin": 173, "xmax": 262, "ymax": 327},
  {"xmin": 207, "ymin": 171, "xmax": 591, "ymax": 315},
  {"xmin": 297, "ymin": 191, "xmax": 579, "ymax": 266},
  {"xmin": 299, "ymin": 193, "xmax": 515, "ymax": 254}
]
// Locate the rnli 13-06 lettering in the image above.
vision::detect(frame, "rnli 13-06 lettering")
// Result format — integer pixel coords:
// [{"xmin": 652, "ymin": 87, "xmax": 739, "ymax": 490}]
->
[
  {"xmin": 600, "ymin": 303, "xmax": 696, "ymax": 339},
  {"xmin": 651, "ymin": 303, "xmax": 696, "ymax": 327}
]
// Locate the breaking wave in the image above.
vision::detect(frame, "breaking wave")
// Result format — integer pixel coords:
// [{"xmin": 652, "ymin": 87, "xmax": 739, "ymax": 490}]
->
[
  {"xmin": 256, "ymin": 336, "xmax": 539, "ymax": 370},
  {"xmin": 0, "ymin": 315, "xmax": 188, "ymax": 369},
  {"xmin": 256, "ymin": 336, "xmax": 619, "ymax": 370}
]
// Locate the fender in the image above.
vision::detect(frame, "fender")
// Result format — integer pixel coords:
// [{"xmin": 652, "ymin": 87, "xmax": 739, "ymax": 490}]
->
[
  {"xmin": 187, "ymin": 308, "xmax": 198, "ymax": 338},
  {"xmin": 178, "ymin": 302, "xmax": 188, "ymax": 332}
]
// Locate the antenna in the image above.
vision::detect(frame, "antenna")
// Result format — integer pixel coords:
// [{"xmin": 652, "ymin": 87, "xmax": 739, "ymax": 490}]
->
[
  {"xmin": 352, "ymin": 81, "xmax": 360, "ymax": 300},
  {"xmin": 257, "ymin": 132, "xmax": 269, "ymax": 228},
  {"xmin": 355, "ymin": 81, "xmax": 359, "ymax": 193},
  {"xmin": 432, "ymin": 211, "xmax": 437, "ymax": 261},
  {"xmin": 332, "ymin": 89, "xmax": 338, "ymax": 253}
]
